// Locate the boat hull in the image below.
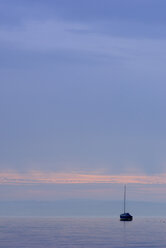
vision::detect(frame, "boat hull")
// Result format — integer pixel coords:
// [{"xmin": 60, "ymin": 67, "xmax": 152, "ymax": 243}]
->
[{"xmin": 120, "ymin": 213, "xmax": 133, "ymax": 221}]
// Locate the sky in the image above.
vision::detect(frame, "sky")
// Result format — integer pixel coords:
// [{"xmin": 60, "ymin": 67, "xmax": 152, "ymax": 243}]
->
[{"xmin": 0, "ymin": 0, "xmax": 166, "ymax": 215}]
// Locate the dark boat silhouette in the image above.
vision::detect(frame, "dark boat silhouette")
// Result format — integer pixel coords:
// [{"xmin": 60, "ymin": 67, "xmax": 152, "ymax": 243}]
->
[{"xmin": 120, "ymin": 185, "xmax": 133, "ymax": 221}]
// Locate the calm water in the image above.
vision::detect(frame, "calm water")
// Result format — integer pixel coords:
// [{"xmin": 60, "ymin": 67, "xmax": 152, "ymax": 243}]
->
[{"xmin": 0, "ymin": 217, "xmax": 166, "ymax": 247}]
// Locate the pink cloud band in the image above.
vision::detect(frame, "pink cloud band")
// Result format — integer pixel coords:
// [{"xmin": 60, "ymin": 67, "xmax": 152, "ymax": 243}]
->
[{"xmin": 0, "ymin": 171, "xmax": 166, "ymax": 185}]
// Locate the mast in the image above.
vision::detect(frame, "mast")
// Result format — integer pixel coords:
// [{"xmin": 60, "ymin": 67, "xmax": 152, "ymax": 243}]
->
[{"xmin": 124, "ymin": 184, "xmax": 126, "ymax": 213}]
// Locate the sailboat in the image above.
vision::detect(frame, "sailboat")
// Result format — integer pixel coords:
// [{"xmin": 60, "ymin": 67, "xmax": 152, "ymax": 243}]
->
[{"xmin": 120, "ymin": 185, "xmax": 133, "ymax": 221}]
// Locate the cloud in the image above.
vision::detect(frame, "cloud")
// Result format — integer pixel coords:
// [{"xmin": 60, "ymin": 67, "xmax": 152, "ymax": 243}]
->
[
  {"xmin": 1, "ymin": 170, "xmax": 166, "ymax": 185},
  {"xmin": 1, "ymin": 19, "xmax": 166, "ymax": 63}
]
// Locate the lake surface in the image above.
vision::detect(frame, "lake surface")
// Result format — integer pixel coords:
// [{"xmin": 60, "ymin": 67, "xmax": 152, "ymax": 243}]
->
[{"xmin": 0, "ymin": 217, "xmax": 166, "ymax": 247}]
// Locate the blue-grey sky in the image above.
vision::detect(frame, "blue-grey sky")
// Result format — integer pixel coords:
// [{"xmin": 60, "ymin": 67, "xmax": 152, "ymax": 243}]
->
[{"xmin": 0, "ymin": 0, "xmax": 166, "ymax": 206}]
